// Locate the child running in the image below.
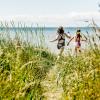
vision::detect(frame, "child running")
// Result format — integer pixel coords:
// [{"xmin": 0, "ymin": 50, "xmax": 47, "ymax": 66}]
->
[
  {"xmin": 50, "ymin": 26, "xmax": 71, "ymax": 60},
  {"xmin": 67, "ymin": 29, "xmax": 87, "ymax": 56}
]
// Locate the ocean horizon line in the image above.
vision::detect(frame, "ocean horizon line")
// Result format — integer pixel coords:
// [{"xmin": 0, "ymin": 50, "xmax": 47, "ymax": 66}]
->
[{"xmin": 0, "ymin": 26, "xmax": 99, "ymax": 28}]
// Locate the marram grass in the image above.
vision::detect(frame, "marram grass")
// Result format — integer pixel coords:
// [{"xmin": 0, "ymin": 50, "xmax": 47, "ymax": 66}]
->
[
  {"xmin": 0, "ymin": 40, "xmax": 55, "ymax": 100},
  {"xmin": 0, "ymin": 22, "xmax": 100, "ymax": 100}
]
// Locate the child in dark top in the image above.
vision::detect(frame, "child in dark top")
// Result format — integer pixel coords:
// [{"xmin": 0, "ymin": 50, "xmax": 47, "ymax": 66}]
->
[{"xmin": 50, "ymin": 26, "xmax": 71, "ymax": 60}]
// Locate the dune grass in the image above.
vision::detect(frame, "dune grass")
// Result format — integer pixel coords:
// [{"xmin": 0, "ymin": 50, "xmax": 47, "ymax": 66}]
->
[
  {"xmin": 0, "ymin": 39, "xmax": 55, "ymax": 99},
  {"xmin": 0, "ymin": 22, "xmax": 55, "ymax": 99},
  {"xmin": 0, "ymin": 22, "xmax": 100, "ymax": 100},
  {"xmin": 57, "ymin": 49, "xmax": 100, "ymax": 100}
]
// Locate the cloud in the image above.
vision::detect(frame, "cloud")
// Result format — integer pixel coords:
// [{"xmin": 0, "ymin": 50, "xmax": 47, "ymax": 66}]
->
[
  {"xmin": 69, "ymin": 12, "xmax": 100, "ymax": 21},
  {"xmin": 0, "ymin": 12, "xmax": 100, "ymax": 27}
]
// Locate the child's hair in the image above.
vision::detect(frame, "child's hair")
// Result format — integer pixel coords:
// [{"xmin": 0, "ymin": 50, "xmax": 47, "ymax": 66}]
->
[
  {"xmin": 76, "ymin": 30, "xmax": 82, "ymax": 40},
  {"xmin": 77, "ymin": 29, "xmax": 81, "ymax": 32},
  {"xmin": 57, "ymin": 26, "xmax": 64, "ymax": 34}
]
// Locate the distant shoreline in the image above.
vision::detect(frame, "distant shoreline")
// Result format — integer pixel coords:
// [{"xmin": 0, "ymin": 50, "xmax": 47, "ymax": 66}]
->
[{"xmin": 0, "ymin": 26, "xmax": 99, "ymax": 28}]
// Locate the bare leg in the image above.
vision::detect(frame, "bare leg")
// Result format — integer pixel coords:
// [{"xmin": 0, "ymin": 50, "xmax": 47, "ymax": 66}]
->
[
  {"xmin": 78, "ymin": 47, "xmax": 81, "ymax": 53},
  {"xmin": 57, "ymin": 47, "xmax": 64, "ymax": 60},
  {"xmin": 59, "ymin": 47, "xmax": 64, "ymax": 56},
  {"xmin": 75, "ymin": 46, "xmax": 77, "ymax": 57},
  {"xmin": 75, "ymin": 46, "xmax": 81, "ymax": 57}
]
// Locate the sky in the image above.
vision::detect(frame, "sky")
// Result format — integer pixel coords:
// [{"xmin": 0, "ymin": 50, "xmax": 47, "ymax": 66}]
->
[{"xmin": 0, "ymin": 0, "xmax": 100, "ymax": 27}]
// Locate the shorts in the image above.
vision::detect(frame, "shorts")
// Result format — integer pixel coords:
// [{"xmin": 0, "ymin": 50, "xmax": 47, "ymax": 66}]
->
[
  {"xmin": 57, "ymin": 42, "xmax": 65, "ymax": 49},
  {"xmin": 75, "ymin": 42, "xmax": 81, "ymax": 47}
]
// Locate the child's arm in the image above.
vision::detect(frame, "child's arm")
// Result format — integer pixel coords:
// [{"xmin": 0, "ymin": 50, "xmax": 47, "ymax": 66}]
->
[
  {"xmin": 50, "ymin": 35, "xmax": 58, "ymax": 42},
  {"xmin": 67, "ymin": 37, "xmax": 74, "ymax": 46},
  {"xmin": 65, "ymin": 33, "xmax": 71, "ymax": 39},
  {"xmin": 81, "ymin": 33, "xmax": 87, "ymax": 41},
  {"xmin": 81, "ymin": 39, "xmax": 87, "ymax": 41},
  {"xmin": 50, "ymin": 38, "xmax": 58, "ymax": 42}
]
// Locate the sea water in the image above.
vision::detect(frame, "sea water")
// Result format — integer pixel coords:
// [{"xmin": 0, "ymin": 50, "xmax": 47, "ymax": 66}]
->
[
  {"xmin": 44, "ymin": 27, "xmax": 94, "ymax": 54},
  {"xmin": 0, "ymin": 27, "xmax": 95, "ymax": 54}
]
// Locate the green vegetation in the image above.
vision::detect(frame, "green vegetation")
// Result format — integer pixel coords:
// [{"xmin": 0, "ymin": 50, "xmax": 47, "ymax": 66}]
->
[
  {"xmin": 58, "ymin": 50, "xmax": 100, "ymax": 100},
  {"xmin": 0, "ymin": 22, "xmax": 100, "ymax": 100},
  {"xmin": 0, "ymin": 39, "xmax": 55, "ymax": 100}
]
